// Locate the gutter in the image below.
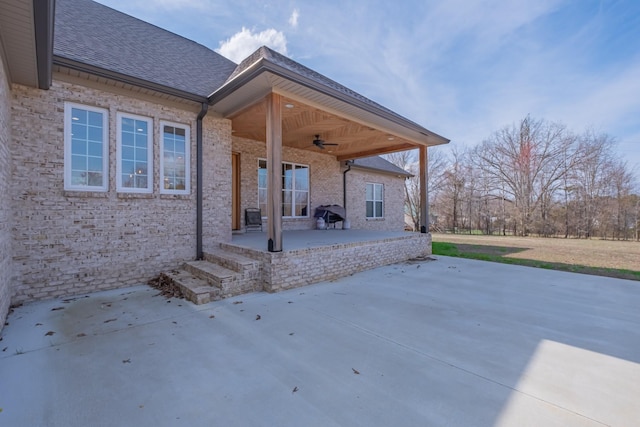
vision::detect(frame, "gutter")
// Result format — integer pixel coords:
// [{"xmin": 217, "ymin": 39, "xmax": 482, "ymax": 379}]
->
[
  {"xmin": 33, "ymin": 0, "xmax": 55, "ymax": 90},
  {"xmin": 196, "ymin": 102, "xmax": 208, "ymax": 260},
  {"xmin": 343, "ymin": 160, "xmax": 352, "ymax": 213}
]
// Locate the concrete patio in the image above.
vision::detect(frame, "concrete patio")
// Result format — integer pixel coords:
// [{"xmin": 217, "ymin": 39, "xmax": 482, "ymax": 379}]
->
[{"xmin": 1, "ymin": 256, "xmax": 639, "ymax": 426}]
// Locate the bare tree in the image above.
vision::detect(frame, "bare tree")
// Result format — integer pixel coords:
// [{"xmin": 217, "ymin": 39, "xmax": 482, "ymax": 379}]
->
[{"xmin": 473, "ymin": 116, "xmax": 577, "ymax": 236}]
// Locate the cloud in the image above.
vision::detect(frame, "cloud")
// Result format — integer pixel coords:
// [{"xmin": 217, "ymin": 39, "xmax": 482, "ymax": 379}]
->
[
  {"xmin": 216, "ymin": 27, "xmax": 289, "ymax": 63},
  {"xmin": 289, "ymin": 8, "xmax": 299, "ymax": 28}
]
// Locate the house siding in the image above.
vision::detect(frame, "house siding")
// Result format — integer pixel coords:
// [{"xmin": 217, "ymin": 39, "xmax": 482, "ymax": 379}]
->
[
  {"xmin": 9, "ymin": 77, "xmax": 231, "ymax": 303},
  {"xmin": 346, "ymin": 168, "xmax": 408, "ymax": 231},
  {"xmin": 0, "ymin": 50, "xmax": 13, "ymax": 330}
]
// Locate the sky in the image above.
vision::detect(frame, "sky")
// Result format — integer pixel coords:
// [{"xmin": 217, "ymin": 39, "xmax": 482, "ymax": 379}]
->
[{"xmin": 95, "ymin": 0, "xmax": 640, "ymax": 172}]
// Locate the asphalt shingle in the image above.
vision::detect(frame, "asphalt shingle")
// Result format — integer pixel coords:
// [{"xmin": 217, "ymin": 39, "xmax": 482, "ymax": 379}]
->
[{"xmin": 54, "ymin": 0, "xmax": 237, "ymax": 97}]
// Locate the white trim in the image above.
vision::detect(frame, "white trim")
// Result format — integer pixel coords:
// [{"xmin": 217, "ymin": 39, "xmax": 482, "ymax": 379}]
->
[
  {"xmin": 160, "ymin": 120, "xmax": 190, "ymax": 195},
  {"xmin": 366, "ymin": 182, "xmax": 384, "ymax": 219},
  {"xmin": 64, "ymin": 102, "xmax": 109, "ymax": 192},
  {"xmin": 116, "ymin": 112, "xmax": 153, "ymax": 193}
]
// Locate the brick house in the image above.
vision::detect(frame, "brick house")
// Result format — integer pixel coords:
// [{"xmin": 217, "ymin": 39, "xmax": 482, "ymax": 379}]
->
[{"xmin": 0, "ymin": 0, "xmax": 448, "ymax": 327}]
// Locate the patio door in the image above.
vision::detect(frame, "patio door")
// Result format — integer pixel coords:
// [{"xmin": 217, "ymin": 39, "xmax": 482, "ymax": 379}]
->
[{"xmin": 232, "ymin": 153, "xmax": 240, "ymax": 230}]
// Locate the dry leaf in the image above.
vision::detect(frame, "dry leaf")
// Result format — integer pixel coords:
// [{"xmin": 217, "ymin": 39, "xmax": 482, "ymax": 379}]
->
[
  {"xmin": 352, "ymin": 368, "xmax": 360, "ymax": 375},
  {"xmin": 104, "ymin": 318, "xmax": 117, "ymax": 323},
  {"xmin": 292, "ymin": 386, "xmax": 298, "ymax": 393},
  {"xmin": 255, "ymin": 314, "xmax": 261, "ymax": 320},
  {"xmin": 45, "ymin": 331, "xmax": 55, "ymax": 336}
]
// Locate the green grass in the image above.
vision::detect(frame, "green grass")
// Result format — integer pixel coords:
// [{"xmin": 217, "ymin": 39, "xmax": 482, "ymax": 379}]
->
[{"xmin": 432, "ymin": 241, "xmax": 640, "ymax": 281}]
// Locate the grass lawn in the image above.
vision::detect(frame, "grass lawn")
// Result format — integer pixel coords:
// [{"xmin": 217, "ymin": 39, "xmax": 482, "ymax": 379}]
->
[{"xmin": 432, "ymin": 233, "xmax": 640, "ymax": 281}]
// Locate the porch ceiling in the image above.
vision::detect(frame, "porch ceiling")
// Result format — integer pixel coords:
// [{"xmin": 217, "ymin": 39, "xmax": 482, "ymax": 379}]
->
[{"xmin": 229, "ymin": 95, "xmax": 424, "ymax": 161}]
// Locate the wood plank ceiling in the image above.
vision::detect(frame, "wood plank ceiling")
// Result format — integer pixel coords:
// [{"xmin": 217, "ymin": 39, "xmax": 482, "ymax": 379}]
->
[{"xmin": 229, "ymin": 95, "xmax": 417, "ymax": 161}]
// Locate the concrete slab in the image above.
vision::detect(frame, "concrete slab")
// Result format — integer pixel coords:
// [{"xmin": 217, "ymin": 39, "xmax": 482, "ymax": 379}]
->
[{"xmin": 1, "ymin": 256, "xmax": 639, "ymax": 426}]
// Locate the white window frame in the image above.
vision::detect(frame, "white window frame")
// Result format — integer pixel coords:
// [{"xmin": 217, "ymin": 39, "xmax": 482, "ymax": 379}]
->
[
  {"xmin": 258, "ymin": 159, "xmax": 310, "ymax": 218},
  {"xmin": 366, "ymin": 182, "xmax": 384, "ymax": 219},
  {"xmin": 116, "ymin": 112, "xmax": 153, "ymax": 193},
  {"xmin": 64, "ymin": 102, "xmax": 109, "ymax": 192},
  {"xmin": 160, "ymin": 120, "xmax": 190, "ymax": 195}
]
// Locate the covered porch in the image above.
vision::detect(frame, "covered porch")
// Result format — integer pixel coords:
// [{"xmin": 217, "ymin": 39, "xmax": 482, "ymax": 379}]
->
[{"xmin": 208, "ymin": 46, "xmax": 449, "ymax": 253}]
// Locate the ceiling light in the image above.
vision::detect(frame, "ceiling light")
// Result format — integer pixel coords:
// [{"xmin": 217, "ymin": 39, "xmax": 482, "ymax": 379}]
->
[{"xmin": 285, "ymin": 103, "xmax": 295, "ymax": 109}]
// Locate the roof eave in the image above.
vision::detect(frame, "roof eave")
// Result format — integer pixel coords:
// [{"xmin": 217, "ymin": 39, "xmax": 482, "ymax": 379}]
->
[
  {"xmin": 350, "ymin": 163, "xmax": 413, "ymax": 178},
  {"xmin": 209, "ymin": 58, "xmax": 450, "ymax": 147},
  {"xmin": 53, "ymin": 55, "xmax": 208, "ymax": 103}
]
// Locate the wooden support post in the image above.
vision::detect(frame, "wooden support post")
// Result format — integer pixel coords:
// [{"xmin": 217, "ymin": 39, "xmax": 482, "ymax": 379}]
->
[
  {"xmin": 419, "ymin": 145, "xmax": 429, "ymax": 233},
  {"xmin": 266, "ymin": 93, "xmax": 283, "ymax": 251}
]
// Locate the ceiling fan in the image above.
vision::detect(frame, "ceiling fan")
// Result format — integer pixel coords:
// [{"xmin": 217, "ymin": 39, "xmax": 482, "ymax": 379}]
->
[{"xmin": 312, "ymin": 135, "xmax": 339, "ymax": 150}]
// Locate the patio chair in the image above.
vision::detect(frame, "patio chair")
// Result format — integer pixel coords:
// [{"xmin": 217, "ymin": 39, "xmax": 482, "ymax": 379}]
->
[{"xmin": 245, "ymin": 208, "xmax": 263, "ymax": 232}]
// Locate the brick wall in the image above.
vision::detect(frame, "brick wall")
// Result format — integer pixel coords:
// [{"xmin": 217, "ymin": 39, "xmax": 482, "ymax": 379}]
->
[
  {"xmin": 0, "ymin": 51, "xmax": 12, "ymax": 330},
  {"xmin": 10, "ymin": 77, "xmax": 231, "ymax": 303},
  {"xmin": 233, "ymin": 137, "xmax": 342, "ymax": 231},
  {"xmin": 345, "ymin": 166, "xmax": 408, "ymax": 231},
  {"xmin": 221, "ymin": 232, "xmax": 431, "ymax": 292}
]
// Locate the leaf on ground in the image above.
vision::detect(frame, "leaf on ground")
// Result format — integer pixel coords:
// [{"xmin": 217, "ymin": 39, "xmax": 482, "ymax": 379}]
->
[
  {"xmin": 2, "ymin": 347, "xmax": 7, "ymax": 352},
  {"xmin": 232, "ymin": 301, "xmax": 243, "ymax": 305},
  {"xmin": 104, "ymin": 318, "xmax": 117, "ymax": 323},
  {"xmin": 35, "ymin": 323, "xmax": 43, "ymax": 326},
  {"xmin": 45, "ymin": 331, "xmax": 55, "ymax": 336},
  {"xmin": 76, "ymin": 333, "xmax": 86, "ymax": 337},
  {"xmin": 289, "ymin": 332, "xmax": 294, "ymax": 336},
  {"xmin": 122, "ymin": 358, "xmax": 131, "ymax": 363},
  {"xmin": 51, "ymin": 307, "xmax": 65, "ymax": 311},
  {"xmin": 255, "ymin": 314, "xmax": 261, "ymax": 320},
  {"xmin": 292, "ymin": 386, "xmax": 298, "ymax": 393},
  {"xmin": 352, "ymin": 368, "xmax": 360, "ymax": 375},
  {"xmin": 209, "ymin": 315, "xmax": 215, "ymax": 319}
]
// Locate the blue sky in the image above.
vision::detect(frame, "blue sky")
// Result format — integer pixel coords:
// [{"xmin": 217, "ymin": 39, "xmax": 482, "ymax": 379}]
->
[{"xmin": 95, "ymin": 0, "xmax": 640, "ymax": 171}]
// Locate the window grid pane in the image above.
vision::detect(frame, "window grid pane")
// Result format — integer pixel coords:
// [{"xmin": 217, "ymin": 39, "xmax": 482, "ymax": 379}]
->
[
  {"xmin": 366, "ymin": 183, "xmax": 384, "ymax": 218},
  {"xmin": 162, "ymin": 124, "xmax": 188, "ymax": 191},
  {"xmin": 121, "ymin": 117, "xmax": 150, "ymax": 190},
  {"xmin": 69, "ymin": 106, "xmax": 104, "ymax": 189},
  {"xmin": 258, "ymin": 160, "xmax": 309, "ymax": 218}
]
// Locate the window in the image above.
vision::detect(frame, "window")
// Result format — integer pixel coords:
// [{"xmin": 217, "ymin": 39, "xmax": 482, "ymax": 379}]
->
[
  {"xmin": 161, "ymin": 121, "xmax": 190, "ymax": 194},
  {"xmin": 258, "ymin": 159, "xmax": 309, "ymax": 218},
  {"xmin": 64, "ymin": 103, "xmax": 109, "ymax": 191},
  {"xmin": 117, "ymin": 113, "xmax": 153, "ymax": 193},
  {"xmin": 366, "ymin": 183, "xmax": 384, "ymax": 218}
]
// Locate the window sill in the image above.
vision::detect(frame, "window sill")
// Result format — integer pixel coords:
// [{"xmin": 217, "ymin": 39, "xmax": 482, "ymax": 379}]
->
[
  {"xmin": 366, "ymin": 217, "xmax": 385, "ymax": 221},
  {"xmin": 64, "ymin": 190, "xmax": 109, "ymax": 198},
  {"xmin": 117, "ymin": 192, "xmax": 154, "ymax": 199},
  {"xmin": 160, "ymin": 193, "xmax": 192, "ymax": 200}
]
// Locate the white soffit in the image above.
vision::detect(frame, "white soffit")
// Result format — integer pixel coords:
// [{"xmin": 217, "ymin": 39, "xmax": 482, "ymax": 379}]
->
[{"xmin": 0, "ymin": 0, "xmax": 38, "ymax": 86}]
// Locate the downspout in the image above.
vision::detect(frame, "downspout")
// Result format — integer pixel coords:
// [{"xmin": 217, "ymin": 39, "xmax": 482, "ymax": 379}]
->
[
  {"xmin": 196, "ymin": 102, "xmax": 209, "ymax": 260},
  {"xmin": 343, "ymin": 160, "xmax": 353, "ymax": 212}
]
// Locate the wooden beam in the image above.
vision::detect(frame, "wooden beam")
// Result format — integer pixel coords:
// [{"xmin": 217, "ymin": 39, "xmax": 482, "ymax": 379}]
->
[
  {"xmin": 419, "ymin": 145, "xmax": 429, "ymax": 233},
  {"xmin": 336, "ymin": 143, "xmax": 417, "ymax": 161},
  {"xmin": 266, "ymin": 93, "xmax": 283, "ymax": 251}
]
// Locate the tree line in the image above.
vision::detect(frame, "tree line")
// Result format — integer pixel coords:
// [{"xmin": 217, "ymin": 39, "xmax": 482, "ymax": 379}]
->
[{"xmin": 386, "ymin": 115, "xmax": 640, "ymax": 240}]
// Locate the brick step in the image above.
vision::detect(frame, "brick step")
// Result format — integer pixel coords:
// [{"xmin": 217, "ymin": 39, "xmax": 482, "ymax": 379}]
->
[
  {"xmin": 203, "ymin": 248, "xmax": 261, "ymax": 276},
  {"xmin": 184, "ymin": 260, "xmax": 238, "ymax": 290},
  {"xmin": 161, "ymin": 270, "xmax": 220, "ymax": 305}
]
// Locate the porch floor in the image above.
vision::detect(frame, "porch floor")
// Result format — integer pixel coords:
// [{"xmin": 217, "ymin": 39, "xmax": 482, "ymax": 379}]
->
[{"xmin": 231, "ymin": 229, "xmax": 414, "ymax": 251}]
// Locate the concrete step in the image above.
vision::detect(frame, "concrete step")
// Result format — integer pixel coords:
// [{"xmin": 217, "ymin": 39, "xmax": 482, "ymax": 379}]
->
[{"xmin": 161, "ymin": 270, "xmax": 220, "ymax": 305}]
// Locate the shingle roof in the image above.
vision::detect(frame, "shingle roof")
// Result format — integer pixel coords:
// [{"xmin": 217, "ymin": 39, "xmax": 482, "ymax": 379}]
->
[
  {"xmin": 54, "ymin": 0, "xmax": 237, "ymax": 98},
  {"xmin": 351, "ymin": 156, "xmax": 412, "ymax": 177}
]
